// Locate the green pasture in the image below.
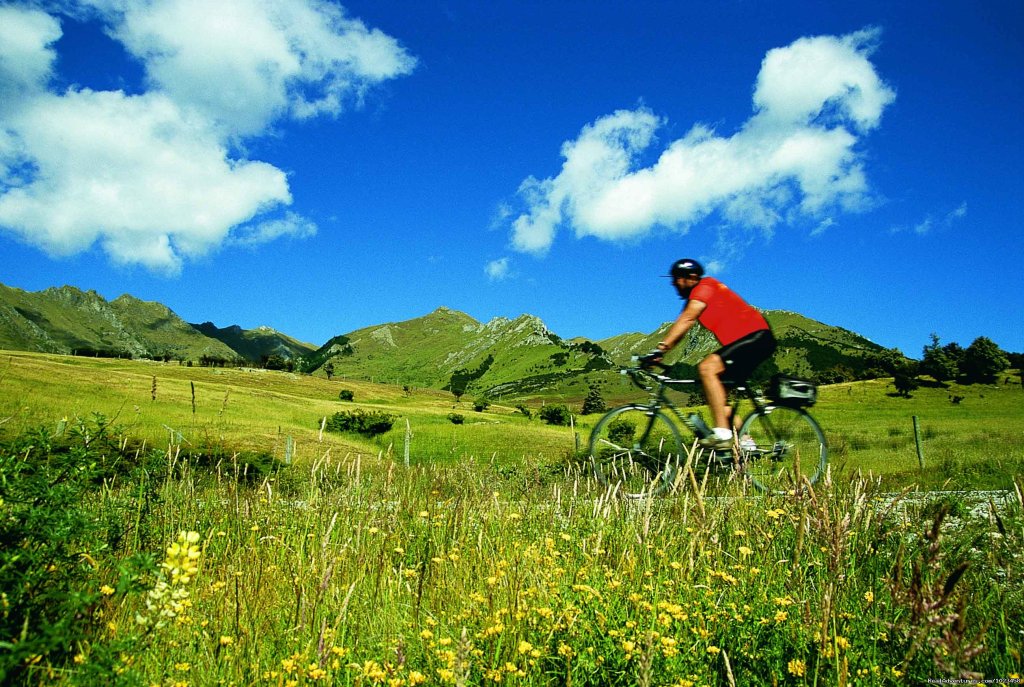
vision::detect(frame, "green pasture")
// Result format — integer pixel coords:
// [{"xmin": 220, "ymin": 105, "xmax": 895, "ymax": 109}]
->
[
  {"xmin": 1, "ymin": 351, "xmax": 1022, "ymax": 491},
  {"xmin": 1, "ymin": 350, "xmax": 1022, "ymax": 684}
]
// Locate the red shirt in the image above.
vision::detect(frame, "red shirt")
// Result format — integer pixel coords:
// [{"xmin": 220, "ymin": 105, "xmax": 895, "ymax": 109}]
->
[{"xmin": 688, "ymin": 276, "xmax": 769, "ymax": 346}]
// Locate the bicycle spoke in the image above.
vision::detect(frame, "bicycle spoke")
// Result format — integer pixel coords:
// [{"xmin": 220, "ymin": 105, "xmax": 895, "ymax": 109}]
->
[
  {"xmin": 588, "ymin": 406, "xmax": 684, "ymax": 498},
  {"xmin": 738, "ymin": 405, "xmax": 826, "ymax": 494}
]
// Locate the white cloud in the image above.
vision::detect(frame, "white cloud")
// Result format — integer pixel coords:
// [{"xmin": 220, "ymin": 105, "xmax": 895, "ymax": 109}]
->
[
  {"xmin": 104, "ymin": 0, "xmax": 417, "ymax": 136},
  {"xmin": 485, "ymin": 257, "xmax": 511, "ymax": 281},
  {"xmin": 897, "ymin": 201, "xmax": 967, "ymax": 236},
  {"xmin": 0, "ymin": 89, "xmax": 290, "ymax": 273},
  {"xmin": 0, "ymin": 0, "xmax": 415, "ymax": 273},
  {"xmin": 509, "ymin": 28, "xmax": 895, "ymax": 255},
  {"xmin": 0, "ymin": 6, "xmax": 61, "ymax": 109},
  {"xmin": 230, "ymin": 211, "xmax": 318, "ymax": 247}
]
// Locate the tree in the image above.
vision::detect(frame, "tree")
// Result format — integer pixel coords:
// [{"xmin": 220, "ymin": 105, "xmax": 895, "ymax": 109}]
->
[
  {"xmin": 324, "ymin": 362, "xmax": 335, "ymax": 380},
  {"xmin": 581, "ymin": 385, "xmax": 606, "ymax": 415},
  {"xmin": 920, "ymin": 334, "xmax": 958, "ymax": 382},
  {"xmin": 263, "ymin": 354, "xmax": 287, "ymax": 371},
  {"xmin": 539, "ymin": 404, "xmax": 572, "ymax": 426},
  {"xmin": 868, "ymin": 347, "xmax": 916, "ymax": 377},
  {"xmin": 324, "ymin": 409, "xmax": 395, "ymax": 436},
  {"xmin": 893, "ymin": 372, "xmax": 920, "ymax": 398},
  {"xmin": 961, "ymin": 337, "xmax": 1009, "ymax": 384}
]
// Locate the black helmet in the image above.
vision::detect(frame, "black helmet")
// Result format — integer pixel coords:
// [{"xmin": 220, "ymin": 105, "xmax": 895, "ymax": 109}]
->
[{"xmin": 668, "ymin": 258, "xmax": 704, "ymax": 279}]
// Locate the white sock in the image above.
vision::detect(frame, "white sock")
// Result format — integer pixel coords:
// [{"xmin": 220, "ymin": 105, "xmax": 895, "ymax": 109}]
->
[{"xmin": 713, "ymin": 427, "xmax": 733, "ymax": 440}]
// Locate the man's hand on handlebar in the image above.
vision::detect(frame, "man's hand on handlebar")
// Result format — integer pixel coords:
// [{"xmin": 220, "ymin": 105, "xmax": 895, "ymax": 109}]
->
[{"xmin": 638, "ymin": 350, "xmax": 664, "ymax": 369}]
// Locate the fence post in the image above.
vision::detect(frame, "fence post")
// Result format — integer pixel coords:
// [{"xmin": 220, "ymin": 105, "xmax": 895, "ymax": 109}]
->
[
  {"xmin": 912, "ymin": 416, "xmax": 925, "ymax": 469},
  {"xmin": 404, "ymin": 419, "xmax": 412, "ymax": 468}
]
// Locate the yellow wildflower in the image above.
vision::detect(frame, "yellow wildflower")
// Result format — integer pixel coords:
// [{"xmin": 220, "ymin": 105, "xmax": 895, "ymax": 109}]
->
[{"xmin": 788, "ymin": 659, "xmax": 806, "ymax": 677}]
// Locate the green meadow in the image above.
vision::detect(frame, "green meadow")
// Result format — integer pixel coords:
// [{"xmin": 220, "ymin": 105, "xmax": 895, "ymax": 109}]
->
[{"xmin": 1, "ymin": 351, "xmax": 1021, "ymax": 685}]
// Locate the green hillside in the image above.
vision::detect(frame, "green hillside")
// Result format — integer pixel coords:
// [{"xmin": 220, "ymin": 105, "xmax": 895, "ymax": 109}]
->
[
  {"xmin": 305, "ymin": 307, "xmax": 886, "ymax": 402},
  {"xmin": 192, "ymin": 322, "xmax": 316, "ymax": 362},
  {"xmin": 0, "ymin": 281, "xmax": 894, "ymax": 402},
  {"xmin": 0, "ymin": 284, "xmax": 236, "ymax": 360},
  {"xmin": 301, "ymin": 307, "xmax": 616, "ymax": 400}
]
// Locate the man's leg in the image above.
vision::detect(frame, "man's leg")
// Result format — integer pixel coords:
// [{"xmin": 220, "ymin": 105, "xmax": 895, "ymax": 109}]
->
[{"xmin": 698, "ymin": 354, "xmax": 730, "ymax": 433}]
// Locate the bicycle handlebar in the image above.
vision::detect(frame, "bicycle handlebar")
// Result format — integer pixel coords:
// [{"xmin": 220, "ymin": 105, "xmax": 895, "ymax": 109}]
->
[{"xmin": 621, "ymin": 359, "xmax": 698, "ymax": 392}]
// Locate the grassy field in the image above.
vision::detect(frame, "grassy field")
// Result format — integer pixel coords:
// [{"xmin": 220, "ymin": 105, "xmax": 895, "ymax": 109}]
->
[
  {"xmin": 1, "ymin": 351, "xmax": 1022, "ymax": 685},
  {"xmin": 2, "ymin": 351, "xmax": 1022, "ymax": 490}
]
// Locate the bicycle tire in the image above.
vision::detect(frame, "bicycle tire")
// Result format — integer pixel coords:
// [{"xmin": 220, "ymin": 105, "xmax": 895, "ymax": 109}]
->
[
  {"xmin": 737, "ymin": 405, "xmax": 827, "ymax": 494},
  {"xmin": 588, "ymin": 405, "xmax": 684, "ymax": 498}
]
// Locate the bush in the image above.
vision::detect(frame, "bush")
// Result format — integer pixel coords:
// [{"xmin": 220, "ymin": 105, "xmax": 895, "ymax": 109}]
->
[
  {"xmin": 607, "ymin": 416, "xmax": 636, "ymax": 445},
  {"xmin": 539, "ymin": 404, "xmax": 572, "ymax": 426},
  {"xmin": 0, "ymin": 416, "xmax": 160, "ymax": 682},
  {"xmin": 515, "ymin": 404, "xmax": 533, "ymax": 419},
  {"xmin": 338, "ymin": 389, "xmax": 355, "ymax": 402},
  {"xmin": 324, "ymin": 409, "xmax": 396, "ymax": 436},
  {"xmin": 447, "ymin": 413, "xmax": 465, "ymax": 425},
  {"xmin": 961, "ymin": 336, "xmax": 1009, "ymax": 384},
  {"xmin": 473, "ymin": 397, "xmax": 491, "ymax": 412},
  {"xmin": 581, "ymin": 385, "xmax": 606, "ymax": 415}
]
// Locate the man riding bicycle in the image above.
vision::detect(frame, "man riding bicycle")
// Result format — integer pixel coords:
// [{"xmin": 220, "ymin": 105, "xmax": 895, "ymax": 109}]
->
[{"xmin": 647, "ymin": 259, "xmax": 777, "ymax": 450}]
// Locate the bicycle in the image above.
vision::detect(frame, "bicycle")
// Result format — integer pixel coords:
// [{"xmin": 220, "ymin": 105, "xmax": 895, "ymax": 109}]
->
[{"xmin": 587, "ymin": 359, "xmax": 827, "ymax": 498}]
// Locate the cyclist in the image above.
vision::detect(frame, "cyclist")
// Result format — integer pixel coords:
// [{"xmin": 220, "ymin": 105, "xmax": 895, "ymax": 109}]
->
[{"xmin": 647, "ymin": 259, "xmax": 777, "ymax": 450}]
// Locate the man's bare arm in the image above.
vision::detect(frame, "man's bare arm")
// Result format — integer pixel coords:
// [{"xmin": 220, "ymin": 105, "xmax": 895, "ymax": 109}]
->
[{"xmin": 658, "ymin": 299, "xmax": 706, "ymax": 351}]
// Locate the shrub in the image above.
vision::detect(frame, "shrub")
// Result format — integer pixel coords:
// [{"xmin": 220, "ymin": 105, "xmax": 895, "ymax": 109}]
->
[
  {"xmin": 324, "ymin": 409, "xmax": 396, "ymax": 436},
  {"xmin": 581, "ymin": 385, "xmax": 606, "ymax": 415},
  {"xmin": 473, "ymin": 397, "xmax": 491, "ymax": 412},
  {"xmin": 447, "ymin": 413, "xmax": 465, "ymax": 425},
  {"xmin": 515, "ymin": 404, "xmax": 533, "ymax": 419},
  {"xmin": 539, "ymin": 404, "xmax": 572, "ymax": 426},
  {"xmin": 606, "ymin": 416, "xmax": 636, "ymax": 445},
  {"xmin": 338, "ymin": 389, "xmax": 355, "ymax": 402},
  {"xmin": 0, "ymin": 416, "xmax": 160, "ymax": 682}
]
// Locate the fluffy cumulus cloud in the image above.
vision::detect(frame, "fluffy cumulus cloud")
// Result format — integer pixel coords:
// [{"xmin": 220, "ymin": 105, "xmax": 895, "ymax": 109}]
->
[
  {"xmin": 0, "ymin": 0, "xmax": 415, "ymax": 273},
  {"xmin": 509, "ymin": 28, "xmax": 895, "ymax": 255},
  {"xmin": 485, "ymin": 257, "xmax": 511, "ymax": 281}
]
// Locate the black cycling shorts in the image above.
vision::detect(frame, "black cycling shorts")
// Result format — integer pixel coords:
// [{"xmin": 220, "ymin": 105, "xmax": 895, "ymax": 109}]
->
[{"xmin": 716, "ymin": 329, "xmax": 777, "ymax": 384}]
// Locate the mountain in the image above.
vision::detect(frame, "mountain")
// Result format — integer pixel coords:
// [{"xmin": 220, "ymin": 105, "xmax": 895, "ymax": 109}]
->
[
  {"xmin": 0, "ymin": 281, "xmax": 888, "ymax": 399},
  {"xmin": 192, "ymin": 322, "xmax": 315, "ymax": 362},
  {"xmin": 300, "ymin": 306, "xmax": 886, "ymax": 400},
  {"xmin": 0, "ymin": 284, "xmax": 237, "ymax": 360},
  {"xmin": 300, "ymin": 306, "xmax": 613, "ymax": 397},
  {"xmin": 0, "ymin": 283, "xmax": 310, "ymax": 363}
]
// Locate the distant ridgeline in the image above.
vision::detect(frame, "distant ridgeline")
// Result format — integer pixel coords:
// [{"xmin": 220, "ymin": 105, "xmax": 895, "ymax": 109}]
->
[
  {"xmin": 0, "ymin": 283, "xmax": 313, "ymax": 366},
  {"xmin": 4, "ymin": 281, "xmax": 1011, "ymax": 401}
]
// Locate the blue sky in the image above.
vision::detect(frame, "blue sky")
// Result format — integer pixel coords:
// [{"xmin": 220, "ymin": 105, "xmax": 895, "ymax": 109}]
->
[{"xmin": 1, "ymin": 0, "xmax": 1021, "ymax": 358}]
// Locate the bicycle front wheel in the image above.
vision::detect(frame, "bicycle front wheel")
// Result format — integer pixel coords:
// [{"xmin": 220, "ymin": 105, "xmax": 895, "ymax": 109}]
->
[
  {"xmin": 737, "ymin": 405, "xmax": 827, "ymax": 494},
  {"xmin": 588, "ymin": 405, "xmax": 684, "ymax": 498}
]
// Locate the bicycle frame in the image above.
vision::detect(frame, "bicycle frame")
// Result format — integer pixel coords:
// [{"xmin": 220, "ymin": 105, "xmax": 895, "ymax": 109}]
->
[{"xmin": 620, "ymin": 365, "xmax": 764, "ymax": 440}]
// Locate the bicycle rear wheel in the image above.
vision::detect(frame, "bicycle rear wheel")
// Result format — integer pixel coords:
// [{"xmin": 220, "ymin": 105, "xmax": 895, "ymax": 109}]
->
[
  {"xmin": 737, "ymin": 405, "xmax": 826, "ymax": 494},
  {"xmin": 588, "ymin": 405, "xmax": 684, "ymax": 498}
]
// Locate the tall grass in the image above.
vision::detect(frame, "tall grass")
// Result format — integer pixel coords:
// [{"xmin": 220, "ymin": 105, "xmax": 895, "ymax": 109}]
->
[
  {"xmin": 1, "ymin": 352, "xmax": 1023, "ymax": 683},
  {"xmin": 2, "ymin": 416, "xmax": 1021, "ymax": 685}
]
